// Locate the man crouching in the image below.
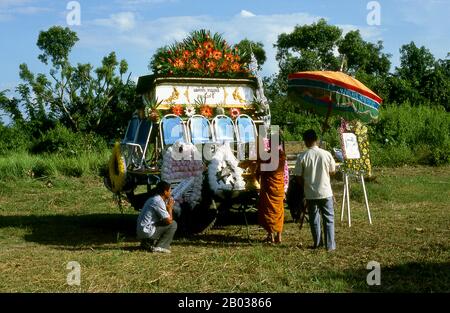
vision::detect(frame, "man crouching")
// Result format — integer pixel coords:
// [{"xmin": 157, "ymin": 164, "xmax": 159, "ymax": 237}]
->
[{"xmin": 137, "ymin": 181, "xmax": 177, "ymax": 253}]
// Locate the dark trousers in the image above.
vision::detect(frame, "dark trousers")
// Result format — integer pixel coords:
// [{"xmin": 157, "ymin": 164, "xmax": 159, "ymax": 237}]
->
[{"xmin": 144, "ymin": 221, "xmax": 177, "ymax": 249}]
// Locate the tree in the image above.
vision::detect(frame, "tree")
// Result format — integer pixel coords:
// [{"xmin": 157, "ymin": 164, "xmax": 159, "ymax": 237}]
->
[
  {"xmin": 338, "ymin": 30, "xmax": 391, "ymax": 76},
  {"xmin": 397, "ymin": 42, "xmax": 435, "ymax": 84},
  {"xmin": 4, "ymin": 26, "xmax": 136, "ymax": 137},
  {"xmin": 235, "ymin": 39, "xmax": 266, "ymax": 71},
  {"xmin": 275, "ymin": 19, "xmax": 342, "ymax": 86},
  {"xmin": 0, "ymin": 90, "xmax": 23, "ymax": 124},
  {"xmin": 273, "ymin": 19, "xmax": 391, "ymax": 94},
  {"xmin": 268, "ymin": 19, "xmax": 392, "ymax": 133},
  {"xmin": 386, "ymin": 42, "xmax": 450, "ymax": 110}
]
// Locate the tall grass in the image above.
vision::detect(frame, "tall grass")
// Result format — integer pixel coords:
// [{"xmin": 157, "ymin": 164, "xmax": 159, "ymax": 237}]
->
[
  {"xmin": 370, "ymin": 104, "xmax": 450, "ymax": 166},
  {"xmin": 0, "ymin": 150, "xmax": 111, "ymax": 180}
]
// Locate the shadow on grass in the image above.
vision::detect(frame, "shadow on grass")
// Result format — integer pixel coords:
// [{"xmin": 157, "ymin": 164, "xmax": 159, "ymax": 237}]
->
[
  {"xmin": 314, "ymin": 261, "xmax": 450, "ymax": 292},
  {"xmin": 0, "ymin": 213, "xmax": 138, "ymax": 246},
  {"xmin": 0, "ymin": 210, "xmax": 261, "ymax": 247}
]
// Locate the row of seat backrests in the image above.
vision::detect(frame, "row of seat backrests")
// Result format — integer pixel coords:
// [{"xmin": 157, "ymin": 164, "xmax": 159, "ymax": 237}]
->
[
  {"xmin": 159, "ymin": 113, "xmax": 258, "ymax": 152},
  {"xmin": 121, "ymin": 113, "xmax": 259, "ymax": 169}
]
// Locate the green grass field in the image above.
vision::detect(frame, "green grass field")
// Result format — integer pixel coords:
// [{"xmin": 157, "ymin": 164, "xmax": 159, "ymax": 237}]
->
[{"xmin": 0, "ymin": 166, "xmax": 449, "ymax": 292}]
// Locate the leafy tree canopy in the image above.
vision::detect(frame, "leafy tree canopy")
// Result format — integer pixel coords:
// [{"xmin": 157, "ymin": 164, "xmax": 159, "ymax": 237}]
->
[{"xmin": 1, "ymin": 26, "xmax": 136, "ymax": 139}]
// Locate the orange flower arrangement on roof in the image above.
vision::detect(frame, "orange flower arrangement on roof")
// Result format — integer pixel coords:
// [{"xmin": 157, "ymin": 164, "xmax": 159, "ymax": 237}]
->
[{"xmin": 150, "ymin": 29, "xmax": 251, "ymax": 78}]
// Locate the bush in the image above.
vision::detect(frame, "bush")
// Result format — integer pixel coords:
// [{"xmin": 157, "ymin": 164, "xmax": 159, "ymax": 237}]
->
[
  {"xmin": 371, "ymin": 103, "xmax": 450, "ymax": 166},
  {"xmin": 30, "ymin": 124, "xmax": 107, "ymax": 156},
  {"xmin": 0, "ymin": 124, "xmax": 30, "ymax": 155},
  {"xmin": 371, "ymin": 142, "xmax": 416, "ymax": 167},
  {"xmin": 31, "ymin": 160, "xmax": 55, "ymax": 178}
]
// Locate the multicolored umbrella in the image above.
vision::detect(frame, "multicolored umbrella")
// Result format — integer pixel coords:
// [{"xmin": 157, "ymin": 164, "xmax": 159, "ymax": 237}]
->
[{"xmin": 287, "ymin": 71, "xmax": 382, "ymax": 125}]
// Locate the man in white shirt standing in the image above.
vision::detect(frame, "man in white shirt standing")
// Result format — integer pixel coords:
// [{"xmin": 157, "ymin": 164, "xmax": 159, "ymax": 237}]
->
[
  {"xmin": 137, "ymin": 181, "xmax": 177, "ymax": 253},
  {"xmin": 294, "ymin": 129, "xmax": 336, "ymax": 251}
]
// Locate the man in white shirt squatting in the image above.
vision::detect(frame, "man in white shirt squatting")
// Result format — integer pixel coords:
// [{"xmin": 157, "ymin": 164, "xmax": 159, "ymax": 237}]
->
[{"xmin": 136, "ymin": 181, "xmax": 177, "ymax": 253}]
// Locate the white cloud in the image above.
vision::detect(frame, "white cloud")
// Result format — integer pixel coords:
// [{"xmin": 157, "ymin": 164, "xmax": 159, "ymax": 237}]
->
[
  {"xmin": 79, "ymin": 12, "xmax": 322, "ymax": 76},
  {"xmin": 0, "ymin": 0, "xmax": 52, "ymax": 21},
  {"xmin": 115, "ymin": 0, "xmax": 177, "ymax": 8},
  {"xmin": 338, "ymin": 24, "xmax": 383, "ymax": 42},
  {"xmin": 239, "ymin": 10, "xmax": 256, "ymax": 18},
  {"xmin": 94, "ymin": 12, "xmax": 136, "ymax": 32},
  {"xmin": 78, "ymin": 11, "xmax": 390, "ymax": 77},
  {"xmin": 12, "ymin": 6, "xmax": 52, "ymax": 14},
  {"xmin": 0, "ymin": 0, "xmax": 32, "ymax": 8}
]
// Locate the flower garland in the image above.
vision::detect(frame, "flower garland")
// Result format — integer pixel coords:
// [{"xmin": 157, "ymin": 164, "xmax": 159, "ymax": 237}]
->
[
  {"xmin": 164, "ymin": 103, "xmax": 247, "ymax": 120},
  {"xmin": 283, "ymin": 159, "xmax": 289, "ymax": 194},
  {"xmin": 150, "ymin": 29, "xmax": 250, "ymax": 78},
  {"xmin": 199, "ymin": 105, "xmax": 213, "ymax": 118},
  {"xmin": 171, "ymin": 104, "xmax": 184, "ymax": 116},
  {"xmin": 160, "ymin": 141, "xmax": 204, "ymax": 211},
  {"xmin": 108, "ymin": 142, "xmax": 127, "ymax": 193},
  {"xmin": 208, "ymin": 143, "xmax": 246, "ymax": 195},
  {"xmin": 184, "ymin": 105, "xmax": 196, "ymax": 117},
  {"xmin": 339, "ymin": 119, "xmax": 372, "ymax": 177},
  {"xmin": 229, "ymin": 107, "xmax": 241, "ymax": 119}
]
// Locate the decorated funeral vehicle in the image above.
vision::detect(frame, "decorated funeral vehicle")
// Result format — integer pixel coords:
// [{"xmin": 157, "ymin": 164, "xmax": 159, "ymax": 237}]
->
[{"xmin": 104, "ymin": 30, "xmax": 273, "ymax": 233}]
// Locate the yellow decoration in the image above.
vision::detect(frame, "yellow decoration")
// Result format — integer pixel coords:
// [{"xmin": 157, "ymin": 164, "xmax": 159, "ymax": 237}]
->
[
  {"xmin": 164, "ymin": 87, "xmax": 180, "ymax": 104},
  {"xmin": 109, "ymin": 142, "xmax": 127, "ymax": 193},
  {"xmin": 340, "ymin": 120, "xmax": 372, "ymax": 177},
  {"xmin": 232, "ymin": 87, "xmax": 246, "ymax": 103}
]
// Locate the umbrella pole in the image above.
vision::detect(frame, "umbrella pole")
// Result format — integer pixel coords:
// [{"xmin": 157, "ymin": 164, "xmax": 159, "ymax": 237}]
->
[{"xmin": 321, "ymin": 102, "xmax": 333, "ymax": 137}]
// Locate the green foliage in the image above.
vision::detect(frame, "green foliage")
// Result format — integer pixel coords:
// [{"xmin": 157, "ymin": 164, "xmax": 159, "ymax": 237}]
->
[
  {"xmin": 370, "ymin": 142, "xmax": 416, "ymax": 167},
  {"xmin": 0, "ymin": 150, "xmax": 110, "ymax": 179},
  {"xmin": 31, "ymin": 160, "xmax": 56, "ymax": 178},
  {"xmin": 55, "ymin": 158, "xmax": 84, "ymax": 177},
  {"xmin": 235, "ymin": 39, "xmax": 266, "ymax": 71},
  {"xmin": 0, "ymin": 124, "xmax": 30, "ymax": 155},
  {"xmin": 273, "ymin": 19, "xmax": 391, "ymax": 95},
  {"xmin": 4, "ymin": 26, "xmax": 136, "ymax": 138},
  {"xmin": 30, "ymin": 124, "xmax": 107, "ymax": 156},
  {"xmin": 37, "ymin": 26, "xmax": 78, "ymax": 67},
  {"xmin": 385, "ymin": 43, "xmax": 450, "ymax": 111},
  {"xmin": 276, "ymin": 19, "xmax": 342, "ymax": 74},
  {"xmin": 370, "ymin": 104, "xmax": 450, "ymax": 165}
]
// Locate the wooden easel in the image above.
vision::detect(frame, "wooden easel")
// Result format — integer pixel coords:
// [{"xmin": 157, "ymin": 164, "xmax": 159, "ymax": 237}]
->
[{"xmin": 340, "ymin": 172, "xmax": 372, "ymax": 227}]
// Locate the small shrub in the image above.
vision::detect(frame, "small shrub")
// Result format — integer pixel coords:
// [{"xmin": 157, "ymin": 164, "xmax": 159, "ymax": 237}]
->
[
  {"xmin": 58, "ymin": 159, "xmax": 84, "ymax": 177},
  {"xmin": 372, "ymin": 103, "xmax": 450, "ymax": 166},
  {"xmin": 31, "ymin": 161, "xmax": 55, "ymax": 178},
  {"xmin": 30, "ymin": 124, "xmax": 107, "ymax": 156},
  {"xmin": 0, "ymin": 124, "xmax": 30, "ymax": 156},
  {"xmin": 371, "ymin": 142, "xmax": 416, "ymax": 167}
]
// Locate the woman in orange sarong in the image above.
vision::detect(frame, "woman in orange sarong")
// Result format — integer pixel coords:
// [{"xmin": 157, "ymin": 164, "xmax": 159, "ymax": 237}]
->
[{"xmin": 257, "ymin": 142, "xmax": 286, "ymax": 244}]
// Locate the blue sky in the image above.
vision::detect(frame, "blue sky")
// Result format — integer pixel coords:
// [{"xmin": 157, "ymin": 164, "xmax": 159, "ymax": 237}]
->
[{"xmin": 0, "ymin": 0, "xmax": 449, "ymax": 100}]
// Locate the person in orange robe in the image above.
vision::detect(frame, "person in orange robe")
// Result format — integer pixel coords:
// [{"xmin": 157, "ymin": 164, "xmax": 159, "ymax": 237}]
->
[{"xmin": 257, "ymin": 136, "xmax": 286, "ymax": 244}]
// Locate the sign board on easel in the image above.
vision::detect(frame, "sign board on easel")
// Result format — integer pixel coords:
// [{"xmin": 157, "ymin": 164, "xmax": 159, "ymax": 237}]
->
[
  {"xmin": 338, "ymin": 120, "xmax": 373, "ymax": 226},
  {"xmin": 341, "ymin": 132, "xmax": 361, "ymax": 159}
]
